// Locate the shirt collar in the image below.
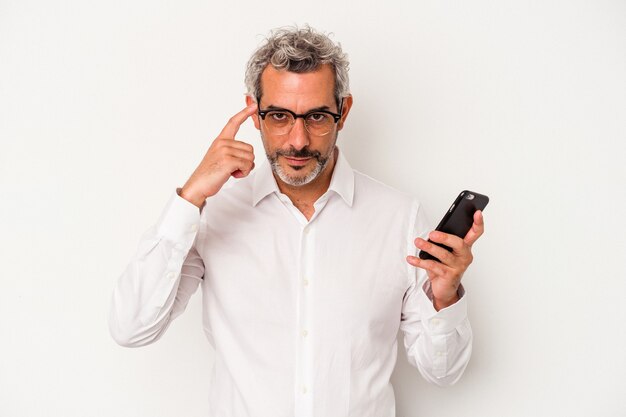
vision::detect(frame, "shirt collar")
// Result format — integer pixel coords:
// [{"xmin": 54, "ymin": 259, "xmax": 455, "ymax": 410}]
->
[
  {"xmin": 252, "ymin": 146, "xmax": 355, "ymax": 207},
  {"xmin": 327, "ymin": 146, "xmax": 355, "ymax": 207},
  {"xmin": 251, "ymin": 157, "xmax": 279, "ymax": 207}
]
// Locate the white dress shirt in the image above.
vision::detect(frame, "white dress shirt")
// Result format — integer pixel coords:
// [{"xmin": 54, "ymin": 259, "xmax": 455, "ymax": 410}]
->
[{"xmin": 108, "ymin": 147, "xmax": 472, "ymax": 417}]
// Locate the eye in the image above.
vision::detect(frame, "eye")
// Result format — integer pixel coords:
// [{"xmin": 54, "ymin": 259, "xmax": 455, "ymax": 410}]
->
[
  {"xmin": 306, "ymin": 112, "xmax": 329, "ymax": 123},
  {"xmin": 269, "ymin": 111, "xmax": 289, "ymax": 122}
]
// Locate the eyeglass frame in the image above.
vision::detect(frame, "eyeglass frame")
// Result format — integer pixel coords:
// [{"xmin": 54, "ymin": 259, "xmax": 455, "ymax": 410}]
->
[{"xmin": 255, "ymin": 95, "xmax": 344, "ymax": 137}]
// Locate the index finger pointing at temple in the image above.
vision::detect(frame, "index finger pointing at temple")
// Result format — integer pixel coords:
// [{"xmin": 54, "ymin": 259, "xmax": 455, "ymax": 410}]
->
[{"xmin": 217, "ymin": 103, "xmax": 258, "ymax": 139}]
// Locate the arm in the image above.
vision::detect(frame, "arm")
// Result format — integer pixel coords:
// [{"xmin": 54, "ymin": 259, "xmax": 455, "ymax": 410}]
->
[
  {"xmin": 108, "ymin": 188, "xmax": 205, "ymax": 347},
  {"xmin": 399, "ymin": 201, "xmax": 473, "ymax": 386},
  {"xmin": 108, "ymin": 104, "xmax": 257, "ymax": 347},
  {"xmin": 399, "ymin": 272, "xmax": 472, "ymax": 386}
]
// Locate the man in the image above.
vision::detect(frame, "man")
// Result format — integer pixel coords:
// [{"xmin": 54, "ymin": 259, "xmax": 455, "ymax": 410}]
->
[{"xmin": 109, "ymin": 25, "xmax": 484, "ymax": 417}]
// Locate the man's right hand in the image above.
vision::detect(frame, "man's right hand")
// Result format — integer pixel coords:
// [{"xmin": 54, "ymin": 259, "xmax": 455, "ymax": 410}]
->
[{"xmin": 180, "ymin": 103, "xmax": 258, "ymax": 208}]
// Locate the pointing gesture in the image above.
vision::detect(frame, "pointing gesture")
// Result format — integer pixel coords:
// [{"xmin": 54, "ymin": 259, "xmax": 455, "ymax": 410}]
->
[
  {"xmin": 218, "ymin": 103, "xmax": 257, "ymax": 139},
  {"xmin": 180, "ymin": 103, "xmax": 258, "ymax": 208}
]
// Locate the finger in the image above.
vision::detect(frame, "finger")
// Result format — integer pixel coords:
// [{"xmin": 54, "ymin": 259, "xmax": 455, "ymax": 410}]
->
[
  {"xmin": 227, "ymin": 156, "xmax": 255, "ymax": 178},
  {"xmin": 463, "ymin": 210, "xmax": 485, "ymax": 246},
  {"xmin": 413, "ymin": 237, "xmax": 455, "ymax": 266},
  {"xmin": 406, "ymin": 255, "xmax": 447, "ymax": 276},
  {"xmin": 232, "ymin": 161, "xmax": 255, "ymax": 178},
  {"xmin": 214, "ymin": 138, "xmax": 254, "ymax": 152},
  {"xmin": 428, "ymin": 230, "xmax": 465, "ymax": 253},
  {"xmin": 217, "ymin": 103, "xmax": 258, "ymax": 139},
  {"xmin": 224, "ymin": 147, "xmax": 255, "ymax": 163}
]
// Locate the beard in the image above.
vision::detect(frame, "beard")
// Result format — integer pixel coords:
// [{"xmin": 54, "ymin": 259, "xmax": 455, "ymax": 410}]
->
[{"xmin": 262, "ymin": 131, "xmax": 337, "ymax": 187}]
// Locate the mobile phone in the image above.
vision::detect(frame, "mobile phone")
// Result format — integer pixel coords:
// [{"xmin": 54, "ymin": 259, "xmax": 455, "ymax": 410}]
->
[{"xmin": 418, "ymin": 190, "xmax": 489, "ymax": 262}]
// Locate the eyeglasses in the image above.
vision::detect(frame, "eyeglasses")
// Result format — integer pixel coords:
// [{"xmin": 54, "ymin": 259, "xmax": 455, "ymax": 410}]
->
[{"xmin": 257, "ymin": 98, "xmax": 344, "ymax": 137}]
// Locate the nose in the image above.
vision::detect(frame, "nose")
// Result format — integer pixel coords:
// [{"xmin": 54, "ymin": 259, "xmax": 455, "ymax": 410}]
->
[{"xmin": 286, "ymin": 117, "xmax": 310, "ymax": 150}]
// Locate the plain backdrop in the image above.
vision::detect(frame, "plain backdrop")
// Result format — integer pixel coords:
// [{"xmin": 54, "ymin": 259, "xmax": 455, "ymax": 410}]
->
[{"xmin": 1, "ymin": 1, "xmax": 625, "ymax": 416}]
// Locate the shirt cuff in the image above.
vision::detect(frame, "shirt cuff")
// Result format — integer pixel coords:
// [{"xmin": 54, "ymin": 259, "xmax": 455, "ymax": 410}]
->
[
  {"xmin": 418, "ymin": 280, "xmax": 468, "ymax": 334},
  {"xmin": 155, "ymin": 188, "xmax": 202, "ymax": 242},
  {"xmin": 176, "ymin": 187, "xmax": 206, "ymax": 212}
]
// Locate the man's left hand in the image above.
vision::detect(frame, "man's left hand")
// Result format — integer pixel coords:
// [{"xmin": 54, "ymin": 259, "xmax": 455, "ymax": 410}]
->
[{"xmin": 406, "ymin": 210, "xmax": 485, "ymax": 311}]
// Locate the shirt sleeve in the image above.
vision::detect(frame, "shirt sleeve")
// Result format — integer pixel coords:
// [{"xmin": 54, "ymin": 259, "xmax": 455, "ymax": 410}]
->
[
  {"xmin": 108, "ymin": 188, "xmax": 206, "ymax": 347},
  {"xmin": 398, "ymin": 199, "xmax": 473, "ymax": 386}
]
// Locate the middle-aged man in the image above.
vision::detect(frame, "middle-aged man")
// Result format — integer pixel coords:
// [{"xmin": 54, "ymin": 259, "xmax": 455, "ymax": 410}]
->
[{"xmin": 109, "ymin": 25, "xmax": 485, "ymax": 417}]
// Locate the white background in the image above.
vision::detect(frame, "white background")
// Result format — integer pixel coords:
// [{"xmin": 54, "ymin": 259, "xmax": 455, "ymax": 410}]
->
[{"xmin": 1, "ymin": 0, "xmax": 625, "ymax": 416}]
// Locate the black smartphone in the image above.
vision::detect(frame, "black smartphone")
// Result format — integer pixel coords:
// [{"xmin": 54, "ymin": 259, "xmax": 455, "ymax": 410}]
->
[{"xmin": 418, "ymin": 190, "xmax": 489, "ymax": 262}]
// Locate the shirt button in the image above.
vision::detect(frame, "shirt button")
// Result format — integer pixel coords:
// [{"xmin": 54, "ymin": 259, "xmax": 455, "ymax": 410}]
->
[
  {"xmin": 166, "ymin": 272, "xmax": 175, "ymax": 279},
  {"xmin": 431, "ymin": 319, "xmax": 440, "ymax": 327},
  {"xmin": 436, "ymin": 351, "xmax": 444, "ymax": 357},
  {"xmin": 302, "ymin": 329, "xmax": 308, "ymax": 337},
  {"xmin": 304, "ymin": 228, "xmax": 310, "ymax": 235},
  {"xmin": 302, "ymin": 385, "xmax": 308, "ymax": 394},
  {"xmin": 303, "ymin": 279, "xmax": 309, "ymax": 286},
  {"xmin": 190, "ymin": 224, "xmax": 198, "ymax": 232}
]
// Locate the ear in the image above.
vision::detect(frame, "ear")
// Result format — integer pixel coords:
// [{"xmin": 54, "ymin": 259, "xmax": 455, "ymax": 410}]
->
[
  {"xmin": 337, "ymin": 95, "xmax": 353, "ymax": 131},
  {"xmin": 245, "ymin": 95, "xmax": 260, "ymax": 130}
]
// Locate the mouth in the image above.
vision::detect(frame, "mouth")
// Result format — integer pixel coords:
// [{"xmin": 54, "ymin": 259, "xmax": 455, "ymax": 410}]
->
[{"xmin": 283, "ymin": 156, "xmax": 312, "ymax": 167}]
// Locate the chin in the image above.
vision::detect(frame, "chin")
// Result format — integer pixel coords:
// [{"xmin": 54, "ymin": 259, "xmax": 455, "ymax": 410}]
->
[{"xmin": 275, "ymin": 161, "xmax": 322, "ymax": 187}]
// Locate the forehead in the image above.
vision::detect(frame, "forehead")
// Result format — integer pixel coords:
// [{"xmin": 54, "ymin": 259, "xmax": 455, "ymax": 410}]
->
[{"xmin": 259, "ymin": 64, "xmax": 336, "ymax": 110}]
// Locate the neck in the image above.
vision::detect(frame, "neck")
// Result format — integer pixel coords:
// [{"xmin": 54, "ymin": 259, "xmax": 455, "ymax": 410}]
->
[{"xmin": 275, "ymin": 147, "xmax": 338, "ymax": 207}]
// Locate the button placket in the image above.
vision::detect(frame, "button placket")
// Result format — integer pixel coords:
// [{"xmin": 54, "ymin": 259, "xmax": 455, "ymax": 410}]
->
[{"xmin": 294, "ymin": 224, "xmax": 315, "ymax": 416}]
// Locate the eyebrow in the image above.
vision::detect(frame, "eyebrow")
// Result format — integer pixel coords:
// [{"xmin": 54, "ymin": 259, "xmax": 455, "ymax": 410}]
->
[{"xmin": 264, "ymin": 104, "xmax": 333, "ymax": 113}]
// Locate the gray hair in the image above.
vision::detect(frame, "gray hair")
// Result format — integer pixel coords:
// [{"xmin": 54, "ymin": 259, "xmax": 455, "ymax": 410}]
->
[{"xmin": 244, "ymin": 25, "xmax": 350, "ymax": 108}]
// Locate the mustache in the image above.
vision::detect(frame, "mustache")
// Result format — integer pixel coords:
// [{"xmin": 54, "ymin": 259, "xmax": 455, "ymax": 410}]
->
[{"xmin": 275, "ymin": 147, "xmax": 321, "ymax": 159}]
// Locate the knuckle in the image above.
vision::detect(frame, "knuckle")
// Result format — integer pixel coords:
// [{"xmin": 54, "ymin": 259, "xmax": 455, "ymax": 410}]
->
[
  {"xmin": 214, "ymin": 138, "xmax": 228, "ymax": 148},
  {"xmin": 421, "ymin": 259, "xmax": 433, "ymax": 270},
  {"xmin": 442, "ymin": 251, "xmax": 454, "ymax": 264},
  {"xmin": 436, "ymin": 246, "xmax": 449, "ymax": 260},
  {"xmin": 429, "ymin": 242, "xmax": 442, "ymax": 254}
]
